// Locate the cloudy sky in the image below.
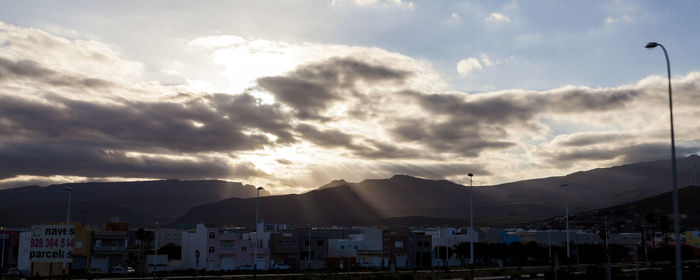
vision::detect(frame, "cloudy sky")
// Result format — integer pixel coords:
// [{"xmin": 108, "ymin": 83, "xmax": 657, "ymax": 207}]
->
[{"xmin": 0, "ymin": 0, "xmax": 699, "ymax": 193}]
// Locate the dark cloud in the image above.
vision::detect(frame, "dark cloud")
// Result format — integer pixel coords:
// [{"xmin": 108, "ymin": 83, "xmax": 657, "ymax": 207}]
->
[
  {"xmin": 400, "ymin": 91, "xmax": 537, "ymax": 125},
  {"xmin": 0, "ymin": 142, "xmax": 265, "ymax": 180},
  {"xmin": 390, "ymin": 85, "xmax": 649, "ymax": 157},
  {"xmin": 537, "ymin": 143, "xmax": 700, "ymax": 167},
  {"xmin": 545, "ymin": 87, "xmax": 642, "ymax": 114},
  {"xmin": 0, "ymin": 56, "xmax": 297, "ymax": 181},
  {"xmin": 400, "ymin": 87, "xmax": 643, "ymax": 126},
  {"xmin": 390, "ymin": 117, "xmax": 514, "ymax": 157},
  {"xmin": 0, "ymin": 57, "xmax": 113, "ymax": 89},
  {"xmin": 258, "ymin": 57, "xmax": 409, "ymax": 119},
  {"xmin": 296, "ymin": 123, "xmax": 356, "ymax": 148},
  {"xmin": 0, "ymin": 92, "xmax": 294, "ymax": 153},
  {"xmin": 351, "ymin": 139, "xmax": 427, "ymax": 159},
  {"xmin": 256, "ymin": 77, "xmax": 337, "ymax": 119}
]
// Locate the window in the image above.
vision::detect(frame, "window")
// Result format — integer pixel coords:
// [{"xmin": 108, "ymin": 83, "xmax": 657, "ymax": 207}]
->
[
  {"xmin": 242, "ymin": 246, "xmax": 247, "ymax": 252},
  {"xmin": 208, "ymin": 246, "xmax": 215, "ymax": 253},
  {"xmin": 394, "ymin": 241, "xmax": 403, "ymax": 248},
  {"xmin": 317, "ymin": 240, "xmax": 324, "ymax": 246},
  {"xmin": 278, "ymin": 240, "xmax": 284, "ymax": 247},
  {"xmin": 340, "ymin": 245, "xmax": 345, "ymax": 249},
  {"xmin": 354, "ymin": 245, "xmax": 358, "ymax": 250},
  {"xmin": 208, "ymin": 232, "xmax": 215, "ymax": 239}
]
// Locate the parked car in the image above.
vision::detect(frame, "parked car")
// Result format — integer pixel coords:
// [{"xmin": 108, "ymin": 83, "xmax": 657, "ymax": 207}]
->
[
  {"xmin": 7, "ymin": 268, "xmax": 23, "ymax": 276},
  {"xmin": 237, "ymin": 265, "xmax": 254, "ymax": 271},
  {"xmin": 272, "ymin": 263, "xmax": 292, "ymax": 270},
  {"xmin": 88, "ymin": 268, "xmax": 105, "ymax": 275},
  {"xmin": 110, "ymin": 266, "xmax": 127, "ymax": 275}
]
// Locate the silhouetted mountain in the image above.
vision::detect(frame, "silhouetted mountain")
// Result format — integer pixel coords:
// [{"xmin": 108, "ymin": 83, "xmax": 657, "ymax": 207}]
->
[
  {"xmin": 174, "ymin": 156, "xmax": 699, "ymax": 227},
  {"xmin": 0, "ymin": 179, "xmax": 268, "ymax": 227},
  {"xmin": 314, "ymin": 155, "xmax": 700, "ymax": 223},
  {"xmin": 174, "ymin": 185, "xmax": 381, "ymax": 227},
  {"xmin": 4, "ymin": 156, "xmax": 698, "ymax": 228},
  {"xmin": 530, "ymin": 186, "xmax": 700, "ymax": 232}
]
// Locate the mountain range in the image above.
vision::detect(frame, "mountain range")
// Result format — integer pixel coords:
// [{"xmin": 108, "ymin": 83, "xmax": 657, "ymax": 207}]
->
[
  {"xmin": 0, "ymin": 180, "xmax": 268, "ymax": 227},
  {"xmin": 176, "ymin": 155, "xmax": 699, "ymax": 227},
  {"xmin": 1, "ymin": 155, "xmax": 698, "ymax": 228}
]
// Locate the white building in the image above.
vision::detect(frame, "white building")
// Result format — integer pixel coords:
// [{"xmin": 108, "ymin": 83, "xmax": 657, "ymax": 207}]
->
[
  {"xmin": 181, "ymin": 224, "xmax": 208, "ymax": 270},
  {"xmin": 420, "ymin": 227, "xmax": 477, "ymax": 266},
  {"xmin": 16, "ymin": 232, "xmax": 31, "ymax": 274}
]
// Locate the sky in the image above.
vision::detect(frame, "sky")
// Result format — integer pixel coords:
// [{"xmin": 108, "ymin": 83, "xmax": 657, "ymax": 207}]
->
[{"xmin": 0, "ymin": 0, "xmax": 699, "ymax": 193}]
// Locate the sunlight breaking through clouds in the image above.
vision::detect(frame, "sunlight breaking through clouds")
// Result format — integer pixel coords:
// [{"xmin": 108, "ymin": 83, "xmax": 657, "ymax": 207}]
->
[{"xmin": 0, "ymin": 12, "xmax": 699, "ymax": 193}]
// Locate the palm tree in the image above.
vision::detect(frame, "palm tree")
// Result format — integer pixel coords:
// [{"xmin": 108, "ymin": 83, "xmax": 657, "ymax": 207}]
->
[{"xmin": 134, "ymin": 228, "xmax": 154, "ymax": 276}]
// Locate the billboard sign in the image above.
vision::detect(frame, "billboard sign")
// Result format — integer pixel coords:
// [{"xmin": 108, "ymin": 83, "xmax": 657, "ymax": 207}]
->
[{"xmin": 29, "ymin": 225, "xmax": 74, "ymax": 263}]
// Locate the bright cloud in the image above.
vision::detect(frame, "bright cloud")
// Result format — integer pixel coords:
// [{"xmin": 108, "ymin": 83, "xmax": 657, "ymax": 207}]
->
[
  {"xmin": 188, "ymin": 34, "xmax": 446, "ymax": 94},
  {"xmin": 457, "ymin": 58, "xmax": 483, "ymax": 76},
  {"xmin": 483, "ymin": 12, "xmax": 511, "ymax": 23},
  {"xmin": 333, "ymin": 0, "xmax": 414, "ymax": 9},
  {"xmin": 456, "ymin": 54, "xmax": 499, "ymax": 76}
]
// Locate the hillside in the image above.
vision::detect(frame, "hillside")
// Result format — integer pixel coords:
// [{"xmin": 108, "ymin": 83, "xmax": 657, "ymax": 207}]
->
[
  {"xmin": 3, "ymin": 155, "xmax": 698, "ymax": 228},
  {"xmin": 175, "ymin": 155, "xmax": 699, "ymax": 227},
  {"xmin": 530, "ymin": 186, "xmax": 700, "ymax": 232},
  {"xmin": 174, "ymin": 185, "xmax": 382, "ymax": 226},
  {"xmin": 319, "ymin": 155, "xmax": 700, "ymax": 220},
  {"xmin": 0, "ymin": 179, "xmax": 269, "ymax": 227}
]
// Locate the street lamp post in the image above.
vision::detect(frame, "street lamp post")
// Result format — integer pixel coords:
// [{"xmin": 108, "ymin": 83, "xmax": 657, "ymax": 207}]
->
[
  {"xmin": 1, "ymin": 226, "xmax": 6, "ymax": 272},
  {"xmin": 561, "ymin": 183, "xmax": 570, "ymax": 259},
  {"xmin": 153, "ymin": 222, "xmax": 158, "ymax": 280},
  {"xmin": 468, "ymin": 173, "xmax": 474, "ymax": 265},
  {"xmin": 62, "ymin": 186, "xmax": 73, "ymax": 276},
  {"xmin": 468, "ymin": 173, "xmax": 475, "ymax": 280},
  {"xmin": 645, "ymin": 41, "xmax": 682, "ymax": 280},
  {"xmin": 605, "ymin": 217, "xmax": 611, "ymax": 280},
  {"xmin": 642, "ymin": 224, "xmax": 649, "ymax": 264},
  {"xmin": 254, "ymin": 187, "xmax": 263, "ymax": 271},
  {"xmin": 308, "ymin": 226, "xmax": 311, "ymax": 271}
]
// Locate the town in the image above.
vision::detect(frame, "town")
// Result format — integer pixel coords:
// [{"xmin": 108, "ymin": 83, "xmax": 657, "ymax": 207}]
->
[{"xmin": 2, "ymin": 220, "xmax": 699, "ymax": 278}]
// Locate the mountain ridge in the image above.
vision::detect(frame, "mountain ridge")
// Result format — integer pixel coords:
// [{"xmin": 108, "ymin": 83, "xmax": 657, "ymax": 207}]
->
[{"xmin": 0, "ymin": 179, "xmax": 269, "ymax": 227}]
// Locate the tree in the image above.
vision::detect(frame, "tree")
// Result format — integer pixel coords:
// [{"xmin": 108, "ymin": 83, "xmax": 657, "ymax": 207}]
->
[{"xmin": 134, "ymin": 228, "xmax": 155, "ymax": 276}]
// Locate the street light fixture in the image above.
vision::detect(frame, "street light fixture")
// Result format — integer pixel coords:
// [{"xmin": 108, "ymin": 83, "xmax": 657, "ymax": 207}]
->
[
  {"xmin": 645, "ymin": 41, "xmax": 682, "ymax": 280},
  {"xmin": 62, "ymin": 186, "xmax": 73, "ymax": 276},
  {"xmin": 561, "ymin": 183, "xmax": 569, "ymax": 259},
  {"xmin": 254, "ymin": 187, "xmax": 263, "ymax": 271}
]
